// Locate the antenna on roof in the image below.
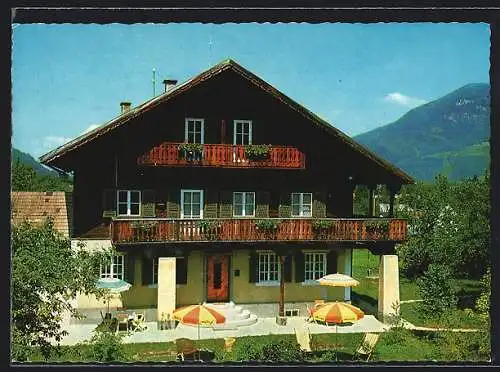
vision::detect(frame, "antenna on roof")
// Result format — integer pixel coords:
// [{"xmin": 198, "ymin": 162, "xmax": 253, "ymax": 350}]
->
[
  {"xmin": 152, "ymin": 68, "xmax": 156, "ymax": 97},
  {"xmin": 208, "ymin": 25, "xmax": 213, "ymax": 67}
]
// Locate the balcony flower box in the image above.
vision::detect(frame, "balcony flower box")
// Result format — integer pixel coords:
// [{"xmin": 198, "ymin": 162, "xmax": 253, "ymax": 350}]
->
[
  {"xmin": 312, "ymin": 219, "xmax": 333, "ymax": 239},
  {"xmin": 364, "ymin": 220, "xmax": 389, "ymax": 240},
  {"xmin": 178, "ymin": 143, "xmax": 204, "ymax": 162},
  {"xmin": 244, "ymin": 144, "xmax": 271, "ymax": 161}
]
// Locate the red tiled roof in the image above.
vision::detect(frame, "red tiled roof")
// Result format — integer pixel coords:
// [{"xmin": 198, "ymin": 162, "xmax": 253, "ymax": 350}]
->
[{"xmin": 11, "ymin": 192, "xmax": 73, "ymax": 237}]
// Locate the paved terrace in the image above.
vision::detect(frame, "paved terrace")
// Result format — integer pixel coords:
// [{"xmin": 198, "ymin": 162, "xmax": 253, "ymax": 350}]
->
[{"xmin": 57, "ymin": 315, "xmax": 389, "ymax": 346}]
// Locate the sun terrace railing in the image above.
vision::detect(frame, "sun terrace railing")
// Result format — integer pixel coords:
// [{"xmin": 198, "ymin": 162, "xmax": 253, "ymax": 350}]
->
[
  {"xmin": 111, "ymin": 218, "xmax": 407, "ymax": 244},
  {"xmin": 137, "ymin": 143, "xmax": 306, "ymax": 169}
]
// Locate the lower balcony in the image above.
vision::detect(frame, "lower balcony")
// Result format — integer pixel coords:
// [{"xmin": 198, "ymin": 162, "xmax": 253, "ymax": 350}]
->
[{"xmin": 111, "ymin": 218, "xmax": 407, "ymax": 244}]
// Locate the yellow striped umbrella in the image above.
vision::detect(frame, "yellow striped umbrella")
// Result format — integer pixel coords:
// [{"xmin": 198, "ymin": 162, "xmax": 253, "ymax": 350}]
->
[
  {"xmin": 311, "ymin": 301, "xmax": 364, "ymax": 361},
  {"xmin": 173, "ymin": 304, "xmax": 226, "ymax": 326},
  {"xmin": 312, "ymin": 301, "xmax": 364, "ymax": 324}
]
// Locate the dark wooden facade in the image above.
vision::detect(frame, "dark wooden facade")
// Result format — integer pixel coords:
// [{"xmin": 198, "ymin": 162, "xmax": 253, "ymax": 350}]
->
[{"xmin": 41, "ymin": 60, "xmax": 412, "ymax": 247}]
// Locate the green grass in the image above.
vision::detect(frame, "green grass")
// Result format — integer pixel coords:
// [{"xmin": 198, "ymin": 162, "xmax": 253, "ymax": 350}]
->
[
  {"xmin": 351, "ymin": 249, "xmax": 483, "ymax": 328},
  {"xmin": 24, "ymin": 330, "xmax": 490, "ymax": 363}
]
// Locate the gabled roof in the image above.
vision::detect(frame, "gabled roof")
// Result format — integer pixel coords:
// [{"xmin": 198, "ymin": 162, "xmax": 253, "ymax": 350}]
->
[
  {"xmin": 11, "ymin": 191, "xmax": 73, "ymax": 237},
  {"xmin": 39, "ymin": 58, "xmax": 414, "ymax": 184}
]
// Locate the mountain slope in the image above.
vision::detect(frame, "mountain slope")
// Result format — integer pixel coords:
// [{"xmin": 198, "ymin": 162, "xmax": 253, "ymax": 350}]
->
[
  {"xmin": 11, "ymin": 147, "xmax": 58, "ymax": 176},
  {"xmin": 354, "ymin": 83, "xmax": 490, "ymax": 181}
]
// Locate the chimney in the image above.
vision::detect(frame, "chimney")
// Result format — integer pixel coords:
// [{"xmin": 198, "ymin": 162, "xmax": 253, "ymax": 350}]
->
[
  {"xmin": 163, "ymin": 79, "xmax": 178, "ymax": 93},
  {"xmin": 120, "ymin": 101, "xmax": 132, "ymax": 114}
]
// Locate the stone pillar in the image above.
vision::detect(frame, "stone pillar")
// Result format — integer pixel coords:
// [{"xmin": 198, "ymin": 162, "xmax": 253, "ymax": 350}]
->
[
  {"xmin": 344, "ymin": 248, "xmax": 352, "ymax": 303},
  {"xmin": 157, "ymin": 257, "xmax": 176, "ymax": 321},
  {"xmin": 378, "ymin": 255, "xmax": 400, "ymax": 323}
]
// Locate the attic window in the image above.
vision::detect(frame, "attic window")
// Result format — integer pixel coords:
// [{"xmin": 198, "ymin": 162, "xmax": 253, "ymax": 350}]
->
[{"xmin": 45, "ymin": 192, "xmax": 53, "ymax": 196}]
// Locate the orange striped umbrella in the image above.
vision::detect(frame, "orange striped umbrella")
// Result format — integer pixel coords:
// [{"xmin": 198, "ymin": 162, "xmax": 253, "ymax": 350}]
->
[
  {"xmin": 312, "ymin": 301, "xmax": 364, "ymax": 324},
  {"xmin": 173, "ymin": 304, "xmax": 226, "ymax": 326}
]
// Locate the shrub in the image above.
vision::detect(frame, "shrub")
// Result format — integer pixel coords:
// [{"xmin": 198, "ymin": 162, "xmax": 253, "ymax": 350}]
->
[
  {"xmin": 82, "ymin": 330, "xmax": 128, "ymax": 362},
  {"xmin": 417, "ymin": 263, "xmax": 457, "ymax": 317},
  {"xmin": 436, "ymin": 330, "xmax": 490, "ymax": 361},
  {"xmin": 232, "ymin": 337, "xmax": 264, "ymax": 361},
  {"xmin": 260, "ymin": 339, "xmax": 305, "ymax": 362},
  {"xmin": 475, "ymin": 267, "xmax": 491, "ymax": 323}
]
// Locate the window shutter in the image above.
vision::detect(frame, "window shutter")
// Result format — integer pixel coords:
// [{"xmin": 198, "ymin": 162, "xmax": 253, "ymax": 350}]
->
[
  {"xmin": 142, "ymin": 255, "xmax": 153, "ymax": 285},
  {"xmin": 256, "ymin": 191, "xmax": 270, "ymax": 218},
  {"xmin": 248, "ymin": 251, "xmax": 258, "ymax": 283},
  {"xmin": 204, "ymin": 189, "xmax": 218, "ymax": 218},
  {"xmin": 279, "ymin": 192, "xmax": 291, "ymax": 218},
  {"xmin": 167, "ymin": 189, "xmax": 180, "ymax": 218},
  {"xmin": 284, "ymin": 255, "xmax": 293, "ymax": 282},
  {"xmin": 102, "ymin": 189, "xmax": 117, "ymax": 217},
  {"xmin": 327, "ymin": 250, "xmax": 338, "ymax": 274},
  {"xmin": 176, "ymin": 258, "xmax": 188, "ymax": 284},
  {"xmin": 313, "ymin": 191, "xmax": 327, "ymax": 218},
  {"xmin": 219, "ymin": 190, "xmax": 233, "ymax": 218},
  {"xmin": 141, "ymin": 189, "xmax": 156, "ymax": 217},
  {"xmin": 294, "ymin": 251, "xmax": 305, "ymax": 282},
  {"xmin": 125, "ymin": 253, "xmax": 135, "ymax": 284}
]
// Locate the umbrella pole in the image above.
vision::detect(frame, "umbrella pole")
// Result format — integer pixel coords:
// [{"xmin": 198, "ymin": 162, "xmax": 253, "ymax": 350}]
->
[{"xmin": 335, "ymin": 324, "xmax": 338, "ymax": 362}]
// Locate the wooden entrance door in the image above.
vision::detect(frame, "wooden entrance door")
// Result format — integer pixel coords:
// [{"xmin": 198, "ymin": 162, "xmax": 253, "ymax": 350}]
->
[{"xmin": 206, "ymin": 255, "xmax": 230, "ymax": 302}]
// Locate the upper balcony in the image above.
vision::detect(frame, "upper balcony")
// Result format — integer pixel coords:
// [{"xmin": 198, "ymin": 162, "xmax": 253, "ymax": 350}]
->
[
  {"xmin": 111, "ymin": 217, "xmax": 407, "ymax": 244},
  {"xmin": 137, "ymin": 143, "xmax": 306, "ymax": 169}
]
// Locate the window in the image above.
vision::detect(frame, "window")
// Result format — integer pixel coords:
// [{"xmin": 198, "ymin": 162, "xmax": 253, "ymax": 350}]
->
[
  {"xmin": 117, "ymin": 190, "xmax": 141, "ymax": 216},
  {"xmin": 233, "ymin": 120, "xmax": 252, "ymax": 145},
  {"xmin": 185, "ymin": 118, "xmax": 204, "ymax": 144},
  {"xmin": 181, "ymin": 189, "xmax": 203, "ymax": 219},
  {"xmin": 291, "ymin": 192, "xmax": 312, "ymax": 217},
  {"xmin": 304, "ymin": 252, "xmax": 326, "ymax": 281},
  {"xmin": 101, "ymin": 254, "xmax": 125, "ymax": 280},
  {"xmin": 258, "ymin": 252, "xmax": 280, "ymax": 283},
  {"xmin": 152, "ymin": 257, "xmax": 186, "ymax": 285},
  {"xmin": 233, "ymin": 192, "xmax": 255, "ymax": 217}
]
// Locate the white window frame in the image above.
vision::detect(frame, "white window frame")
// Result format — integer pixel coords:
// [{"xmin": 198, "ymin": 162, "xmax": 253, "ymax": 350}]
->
[
  {"xmin": 117, "ymin": 190, "xmax": 141, "ymax": 216},
  {"xmin": 256, "ymin": 251, "xmax": 280, "ymax": 286},
  {"xmin": 233, "ymin": 120, "xmax": 252, "ymax": 145},
  {"xmin": 100, "ymin": 254, "xmax": 125, "ymax": 280},
  {"xmin": 303, "ymin": 251, "xmax": 327, "ymax": 284},
  {"xmin": 233, "ymin": 191, "xmax": 256, "ymax": 217},
  {"xmin": 185, "ymin": 118, "xmax": 205, "ymax": 144},
  {"xmin": 180, "ymin": 189, "xmax": 204, "ymax": 219},
  {"xmin": 291, "ymin": 192, "xmax": 313, "ymax": 217}
]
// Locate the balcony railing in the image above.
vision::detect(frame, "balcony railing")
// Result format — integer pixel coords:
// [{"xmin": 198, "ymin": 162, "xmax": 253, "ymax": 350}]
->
[
  {"xmin": 111, "ymin": 218, "xmax": 407, "ymax": 244},
  {"xmin": 137, "ymin": 143, "xmax": 306, "ymax": 169}
]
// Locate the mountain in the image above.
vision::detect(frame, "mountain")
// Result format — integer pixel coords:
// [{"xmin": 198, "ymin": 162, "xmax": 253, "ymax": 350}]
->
[
  {"xmin": 354, "ymin": 83, "xmax": 490, "ymax": 181},
  {"xmin": 11, "ymin": 147, "xmax": 58, "ymax": 176}
]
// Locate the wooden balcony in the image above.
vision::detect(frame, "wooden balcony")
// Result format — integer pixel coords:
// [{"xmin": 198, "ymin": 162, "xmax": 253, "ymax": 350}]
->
[
  {"xmin": 111, "ymin": 218, "xmax": 407, "ymax": 244},
  {"xmin": 137, "ymin": 143, "xmax": 306, "ymax": 169}
]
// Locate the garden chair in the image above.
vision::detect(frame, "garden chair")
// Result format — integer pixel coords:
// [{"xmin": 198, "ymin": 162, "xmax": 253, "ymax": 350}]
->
[
  {"xmin": 131, "ymin": 313, "xmax": 147, "ymax": 332},
  {"xmin": 224, "ymin": 337, "xmax": 236, "ymax": 353},
  {"xmin": 353, "ymin": 333, "xmax": 380, "ymax": 361},
  {"xmin": 294, "ymin": 326, "xmax": 312, "ymax": 352},
  {"xmin": 115, "ymin": 313, "xmax": 129, "ymax": 333},
  {"xmin": 176, "ymin": 338, "xmax": 200, "ymax": 362},
  {"xmin": 306, "ymin": 304, "xmax": 317, "ymax": 323}
]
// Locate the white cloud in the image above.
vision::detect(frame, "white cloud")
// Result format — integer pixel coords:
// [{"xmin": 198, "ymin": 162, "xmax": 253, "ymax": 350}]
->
[
  {"xmin": 42, "ymin": 136, "xmax": 72, "ymax": 149},
  {"xmin": 82, "ymin": 124, "xmax": 100, "ymax": 134},
  {"xmin": 384, "ymin": 92, "xmax": 427, "ymax": 108}
]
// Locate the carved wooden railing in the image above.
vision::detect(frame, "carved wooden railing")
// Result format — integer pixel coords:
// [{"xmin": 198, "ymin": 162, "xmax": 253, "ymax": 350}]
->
[
  {"xmin": 111, "ymin": 218, "xmax": 407, "ymax": 244},
  {"xmin": 137, "ymin": 143, "xmax": 306, "ymax": 169}
]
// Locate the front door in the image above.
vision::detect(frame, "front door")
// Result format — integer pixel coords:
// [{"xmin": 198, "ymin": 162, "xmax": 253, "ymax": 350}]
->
[{"xmin": 206, "ymin": 255, "xmax": 230, "ymax": 302}]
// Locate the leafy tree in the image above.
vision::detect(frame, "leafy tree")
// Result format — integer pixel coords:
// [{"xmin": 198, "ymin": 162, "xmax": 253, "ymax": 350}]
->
[
  {"xmin": 11, "ymin": 160, "xmax": 72, "ymax": 192},
  {"xmin": 396, "ymin": 173, "xmax": 490, "ymax": 279},
  {"xmin": 11, "ymin": 219, "xmax": 111, "ymax": 361},
  {"xmin": 475, "ymin": 267, "xmax": 491, "ymax": 323}
]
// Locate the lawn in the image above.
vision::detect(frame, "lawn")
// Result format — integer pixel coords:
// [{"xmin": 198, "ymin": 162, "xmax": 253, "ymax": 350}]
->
[
  {"xmin": 25, "ymin": 329, "xmax": 489, "ymax": 363},
  {"xmin": 351, "ymin": 249, "xmax": 483, "ymax": 329}
]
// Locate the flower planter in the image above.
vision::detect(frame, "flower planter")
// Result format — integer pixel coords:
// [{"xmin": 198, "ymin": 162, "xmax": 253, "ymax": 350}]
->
[{"xmin": 275, "ymin": 316, "xmax": 287, "ymax": 326}]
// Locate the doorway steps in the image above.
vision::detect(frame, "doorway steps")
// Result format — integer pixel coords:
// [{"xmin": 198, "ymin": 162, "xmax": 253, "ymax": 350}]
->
[{"xmin": 204, "ymin": 302, "xmax": 258, "ymax": 330}]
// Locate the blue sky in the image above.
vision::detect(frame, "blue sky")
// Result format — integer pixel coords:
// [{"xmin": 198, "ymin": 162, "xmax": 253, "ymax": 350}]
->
[{"xmin": 12, "ymin": 23, "xmax": 490, "ymax": 158}]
